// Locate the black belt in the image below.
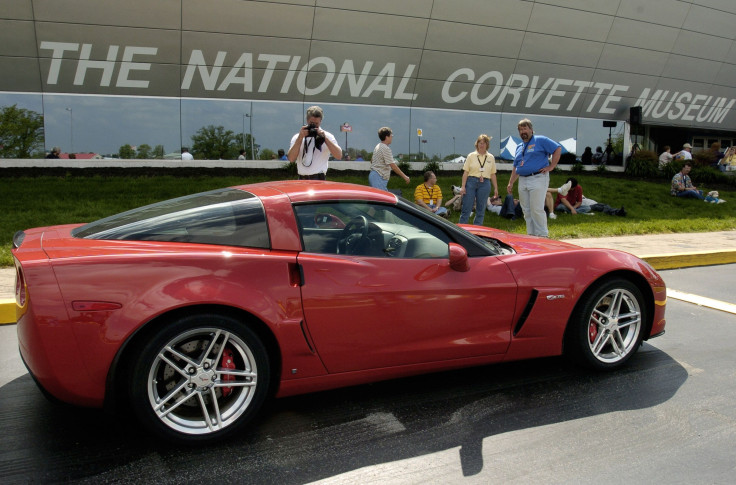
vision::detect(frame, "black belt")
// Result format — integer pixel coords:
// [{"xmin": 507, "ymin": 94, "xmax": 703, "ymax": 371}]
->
[
  {"xmin": 298, "ymin": 173, "xmax": 326, "ymax": 180},
  {"xmin": 520, "ymin": 169, "xmax": 545, "ymax": 177}
]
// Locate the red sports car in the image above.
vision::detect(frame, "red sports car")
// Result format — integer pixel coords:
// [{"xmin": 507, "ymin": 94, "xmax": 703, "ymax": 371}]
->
[{"xmin": 13, "ymin": 181, "xmax": 666, "ymax": 443}]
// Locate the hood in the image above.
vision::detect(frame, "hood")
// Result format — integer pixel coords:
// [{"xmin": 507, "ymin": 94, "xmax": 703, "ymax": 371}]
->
[{"xmin": 460, "ymin": 225, "xmax": 581, "ymax": 254}]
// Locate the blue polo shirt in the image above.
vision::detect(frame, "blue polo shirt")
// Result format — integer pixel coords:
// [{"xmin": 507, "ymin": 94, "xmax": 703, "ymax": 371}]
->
[{"xmin": 513, "ymin": 135, "xmax": 561, "ymax": 176}]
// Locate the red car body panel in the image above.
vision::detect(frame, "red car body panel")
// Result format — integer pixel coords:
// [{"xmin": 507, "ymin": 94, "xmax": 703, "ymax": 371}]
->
[{"xmin": 14, "ymin": 181, "xmax": 666, "ymax": 407}]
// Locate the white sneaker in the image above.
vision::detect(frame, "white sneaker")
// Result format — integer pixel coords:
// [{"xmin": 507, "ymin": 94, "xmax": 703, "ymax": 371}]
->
[
  {"xmin": 549, "ymin": 212, "xmax": 557, "ymax": 219},
  {"xmin": 558, "ymin": 181, "xmax": 572, "ymax": 196},
  {"xmin": 717, "ymin": 199, "xmax": 727, "ymax": 204}
]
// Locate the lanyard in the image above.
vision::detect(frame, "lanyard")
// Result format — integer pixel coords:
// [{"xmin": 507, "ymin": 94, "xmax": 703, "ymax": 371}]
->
[{"xmin": 423, "ymin": 184, "xmax": 435, "ymax": 201}]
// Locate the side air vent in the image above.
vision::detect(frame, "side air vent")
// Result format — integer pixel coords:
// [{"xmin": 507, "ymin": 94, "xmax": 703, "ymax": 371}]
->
[{"xmin": 513, "ymin": 289, "xmax": 538, "ymax": 336}]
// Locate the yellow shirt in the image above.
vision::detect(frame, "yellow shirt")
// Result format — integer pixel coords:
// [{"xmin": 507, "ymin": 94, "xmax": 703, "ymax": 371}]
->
[
  {"xmin": 414, "ymin": 183, "xmax": 443, "ymax": 205},
  {"xmin": 463, "ymin": 151, "xmax": 496, "ymax": 178}
]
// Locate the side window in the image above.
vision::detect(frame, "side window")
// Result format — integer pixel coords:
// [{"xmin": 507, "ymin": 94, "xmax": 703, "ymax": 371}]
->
[
  {"xmin": 295, "ymin": 202, "xmax": 450, "ymax": 259},
  {"xmin": 74, "ymin": 189, "xmax": 270, "ymax": 249}
]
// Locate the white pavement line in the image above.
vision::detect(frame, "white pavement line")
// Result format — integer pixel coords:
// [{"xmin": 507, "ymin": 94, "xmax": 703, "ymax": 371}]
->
[{"xmin": 668, "ymin": 289, "xmax": 736, "ymax": 315}]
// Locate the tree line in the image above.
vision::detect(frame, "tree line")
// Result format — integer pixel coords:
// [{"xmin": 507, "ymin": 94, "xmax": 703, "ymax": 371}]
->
[{"xmin": 2, "ymin": 105, "xmax": 460, "ymax": 161}]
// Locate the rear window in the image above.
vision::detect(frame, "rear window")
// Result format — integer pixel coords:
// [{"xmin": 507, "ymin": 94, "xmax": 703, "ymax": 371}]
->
[{"xmin": 72, "ymin": 188, "xmax": 269, "ymax": 249}]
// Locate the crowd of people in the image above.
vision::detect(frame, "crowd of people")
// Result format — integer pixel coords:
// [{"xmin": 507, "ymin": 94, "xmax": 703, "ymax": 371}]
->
[{"xmin": 283, "ymin": 105, "xmax": 726, "ymax": 235}]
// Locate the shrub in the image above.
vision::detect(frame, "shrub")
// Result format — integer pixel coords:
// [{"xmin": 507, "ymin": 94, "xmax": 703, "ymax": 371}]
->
[
  {"xmin": 281, "ymin": 161, "xmax": 297, "ymax": 176},
  {"xmin": 422, "ymin": 160, "xmax": 441, "ymax": 175},
  {"xmin": 693, "ymin": 150, "xmax": 716, "ymax": 167},
  {"xmin": 625, "ymin": 149, "xmax": 659, "ymax": 178},
  {"xmin": 571, "ymin": 161, "xmax": 585, "ymax": 173},
  {"xmin": 690, "ymin": 165, "xmax": 731, "ymax": 185},
  {"xmin": 660, "ymin": 159, "xmax": 682, "ymax": 180},
  {"xmin": 596, "ymin": 163, "xmax": 608, "ymax": 173},
  {"xmin": 398, "ymin": 160, "xmax": 412, "ymax": 175}
]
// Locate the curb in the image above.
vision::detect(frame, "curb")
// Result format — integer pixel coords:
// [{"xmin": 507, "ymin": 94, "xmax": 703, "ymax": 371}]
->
[
  {"xmin": 1, "ymin": 250, "xmax": 735, "ymax": 326},
  {"xmin": 640, "ymin": 250, "xmax": 736, "ymax": 270},
  {"xmin": 0, "ymin": 298, "xmax": 15, "ymax": 326}
]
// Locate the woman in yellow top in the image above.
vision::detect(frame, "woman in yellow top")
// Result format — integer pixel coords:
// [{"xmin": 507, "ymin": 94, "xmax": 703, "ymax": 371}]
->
[{"xmin": 459, "ymin": 134, "xmax": 498, "ymax": 225}]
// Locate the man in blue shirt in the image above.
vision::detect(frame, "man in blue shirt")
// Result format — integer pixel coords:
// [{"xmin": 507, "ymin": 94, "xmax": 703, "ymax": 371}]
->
[{"xmin": 506, "ymin": 118, "xmax": 562, "ymax": 237}]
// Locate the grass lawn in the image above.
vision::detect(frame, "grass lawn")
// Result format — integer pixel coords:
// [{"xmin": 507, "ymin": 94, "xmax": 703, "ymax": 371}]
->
[{"xmin": 2, "ymin": 170, "xmax": 735, "ymax": 266}]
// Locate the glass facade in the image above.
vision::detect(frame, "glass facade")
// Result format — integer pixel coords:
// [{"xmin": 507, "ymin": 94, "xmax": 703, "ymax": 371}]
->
[{"xmin": 2, "ymin": 0, "xmax": 734, "ymax": 159}]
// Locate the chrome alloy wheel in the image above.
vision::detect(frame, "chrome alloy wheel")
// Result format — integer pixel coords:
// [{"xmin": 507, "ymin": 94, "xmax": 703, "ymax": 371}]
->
[
  {"xmin": 587, "ymin": 287, "xmax": 642, "ymax": 364},
  {"xmin": 146, "ymin": 327, "xmax": 258, "ymax": 435}
]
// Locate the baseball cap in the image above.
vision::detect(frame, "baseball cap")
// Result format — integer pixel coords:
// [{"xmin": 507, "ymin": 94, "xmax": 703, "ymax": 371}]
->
[{"xmin": 683, "ymin": 143, "xmax": 692, "ymax": 149}]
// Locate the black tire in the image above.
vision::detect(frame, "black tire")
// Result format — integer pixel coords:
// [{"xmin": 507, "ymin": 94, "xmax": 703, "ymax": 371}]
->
[
  {"xmin": 128, "ymin": 313, "xmax": 270, "ymax": 444},
  {"xmin": 566, "ymin": 278, "xmax": 646, "ymax": 371}
]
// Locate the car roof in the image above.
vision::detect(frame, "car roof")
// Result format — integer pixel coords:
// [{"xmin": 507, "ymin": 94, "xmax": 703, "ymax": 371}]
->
[{"xmin": 232, "ymin": 180, "xmax": 400, "ymax": 204}]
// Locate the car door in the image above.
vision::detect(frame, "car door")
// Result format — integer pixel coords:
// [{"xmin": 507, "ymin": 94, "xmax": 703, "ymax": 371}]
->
[{"xmin": 294, "ymin": 201, "xmax": 517, "ymax": 374}]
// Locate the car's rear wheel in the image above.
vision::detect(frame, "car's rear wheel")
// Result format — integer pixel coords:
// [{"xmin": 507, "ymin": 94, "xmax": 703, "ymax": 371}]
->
[
  {"xmin": 128, "ymin": 314, "xmax": 270, "ymax": 443},
  {"xmin": 567, "ymin": 278, "xmax": 646, "ymax": 370}
]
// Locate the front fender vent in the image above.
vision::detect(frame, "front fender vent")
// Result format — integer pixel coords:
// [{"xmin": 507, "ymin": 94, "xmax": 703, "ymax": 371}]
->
[{"xmin": 513, "ymin": 289, "xmax": 538, "ymax": 336}]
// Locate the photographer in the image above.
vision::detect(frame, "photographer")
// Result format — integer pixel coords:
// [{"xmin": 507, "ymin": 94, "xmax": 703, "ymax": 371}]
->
[{"xmin": 287, "ymin": 105, "xmax": 342, "ymax": 180}]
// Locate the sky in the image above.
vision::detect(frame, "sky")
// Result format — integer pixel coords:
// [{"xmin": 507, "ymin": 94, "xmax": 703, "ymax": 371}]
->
[{"xmin": 1, "ymin": 92, "xmax": 626, "ymax": 158}]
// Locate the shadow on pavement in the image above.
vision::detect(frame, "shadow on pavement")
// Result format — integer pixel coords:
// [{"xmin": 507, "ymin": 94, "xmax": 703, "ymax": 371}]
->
[{"xmin": 0, "ymin": 344, "xmax": 686, "ymax": 483}]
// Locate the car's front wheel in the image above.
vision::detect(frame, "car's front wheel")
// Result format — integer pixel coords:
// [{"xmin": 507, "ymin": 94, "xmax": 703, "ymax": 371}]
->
[
  {"xmin": 567, "ymin": 278, "xmax": 646, "ymax": 370},
  {"xmin": 128, "ymin": 314, "xmax": 270, "ymax": 443}
]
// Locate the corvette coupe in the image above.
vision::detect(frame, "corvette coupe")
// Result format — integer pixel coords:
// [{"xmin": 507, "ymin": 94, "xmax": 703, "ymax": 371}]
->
[{"xmin": 13, "ymin": 180, "xmax": 666, "ymax": 443}]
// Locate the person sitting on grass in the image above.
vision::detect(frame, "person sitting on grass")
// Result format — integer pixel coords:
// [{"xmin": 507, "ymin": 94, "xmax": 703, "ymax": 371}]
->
[
  {"xmin": 414, "ymin": 171, "xmax": 448, "ymax": 217},
  {"xmin": 544, "ymin": 178, "xmax": 589, "ymax": 218},
  {"xmin": 580, "ymin": 196, "xmax": 627, "ymax": 216},
  {"xmin": 671, "ymin": 162, "xmax": 704, "ymax": 200}
]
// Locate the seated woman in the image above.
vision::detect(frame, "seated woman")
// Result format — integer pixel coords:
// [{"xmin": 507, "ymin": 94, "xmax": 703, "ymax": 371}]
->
[{"xmin": 718, "ymin": 147, "xmax": 736, "ymax": 172}]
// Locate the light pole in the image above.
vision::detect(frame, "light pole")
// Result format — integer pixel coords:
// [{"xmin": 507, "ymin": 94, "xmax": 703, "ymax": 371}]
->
[
  {"xmin": 65, "ymin": 107, "xmax": 73, "ymax": 154},
  {"xmin": 452, "ymin": 136, "xmax": 455, "ymax": 157},
  {"xmin": 243, "ymin": 114, "xmax": 250, "ymax": 152},
  {"xmin": 243, "ymin": 102, "xmax": 254, "ymax": 159},
  {"xmin": 243, "ymin": 112, "xmax": 253, "ymax": 158}
]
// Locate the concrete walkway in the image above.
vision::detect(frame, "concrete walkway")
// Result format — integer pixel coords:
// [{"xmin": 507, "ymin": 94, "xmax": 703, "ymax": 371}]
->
[{"xmin": 2, "ymin": 230, "xmax": 736, "ymax": 325}]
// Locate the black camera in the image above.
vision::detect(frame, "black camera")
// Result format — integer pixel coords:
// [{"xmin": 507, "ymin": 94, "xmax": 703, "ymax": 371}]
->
[{"xmin": 306, "ymin": 122, "xmax": 319, "ymax": 137}]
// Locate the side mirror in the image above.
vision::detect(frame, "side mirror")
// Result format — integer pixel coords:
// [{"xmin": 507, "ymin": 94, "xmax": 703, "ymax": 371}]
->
[{"xmin": 448, "ymin": 243, "xmax": 470, "ymax": 272}]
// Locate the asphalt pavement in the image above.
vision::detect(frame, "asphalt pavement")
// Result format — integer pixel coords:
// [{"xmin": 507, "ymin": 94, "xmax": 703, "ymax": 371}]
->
[{"xmin": 2, "ymin": 230, "xmax": 736, "ymax": 325}]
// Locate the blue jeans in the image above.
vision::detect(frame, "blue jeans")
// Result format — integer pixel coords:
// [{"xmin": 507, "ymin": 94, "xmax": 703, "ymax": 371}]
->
[
  {"xmin": 676, "ymin": 189, "xmax": 704, "ymax": 200},
  {"xmin": 369, "ymin": 170, "xmax": 389, "ymax": 191},
  {"xmin": 555, "ymin": 203, "xmax": 591, "ymax": 214},
  {"xmin": 459, "ymin": 176, "xmax": 491, "ymax": 225},
  {"xmin": 429, "ymin": 204, "xmax": 448, "ymax": 216}
]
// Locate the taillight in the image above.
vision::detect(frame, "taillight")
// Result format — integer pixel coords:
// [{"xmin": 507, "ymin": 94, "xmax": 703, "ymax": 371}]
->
[
  {"xmin": 13, "ymin": 230, "xmax": 25, "ymax": 249},
  {"xmin": 15, "ymin": 267, "xmax": 26, "ymax": 308}
]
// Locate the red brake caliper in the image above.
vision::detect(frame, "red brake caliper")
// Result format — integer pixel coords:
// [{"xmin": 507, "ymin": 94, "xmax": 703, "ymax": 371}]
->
[
  {"xmin": 589, "ymin": 319, "xmax": 598, "ymax": 343},
  {"xmin": 221, "ymin": 348, "xmax": 236, "ymax": 397}
]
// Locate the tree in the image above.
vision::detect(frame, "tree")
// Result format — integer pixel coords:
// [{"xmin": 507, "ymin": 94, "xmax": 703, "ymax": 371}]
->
[
  {"xmin": 258, "ymin": 148, "xmax": 275, "ymax": 160},
  {"xmin": 152, "ymin": 145, "xmax": 165, "ymax": 159},
  {"xmin": 119, "ymin": 144, "xmax": 135, "ymax": 159},
  {"xmin": 192, "ymin": 125, "xmax": 240, "ymax": 159},
  {"xmin": 135, "ymin": 144, "xmax": 152, "ymax": 159},
  {"xmin": 0, "ymin": 105, "xmax": 44, "ymax": 158}
]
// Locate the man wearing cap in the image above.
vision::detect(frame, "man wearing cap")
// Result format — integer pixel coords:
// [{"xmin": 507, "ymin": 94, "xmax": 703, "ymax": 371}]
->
[
  {"xmin": 674, "ymin": 143, "xmax": 693, "ymax": 160},
  {"xmin": 507, "ymin": 118, "xmax": 561, "ymax": 238}
]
